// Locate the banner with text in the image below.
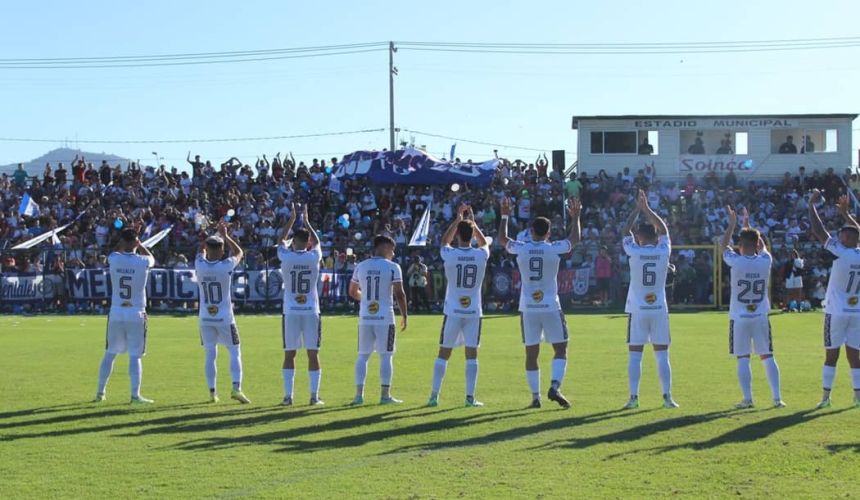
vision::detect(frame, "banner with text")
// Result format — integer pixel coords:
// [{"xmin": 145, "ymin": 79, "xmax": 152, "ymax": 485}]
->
[
  {"xmin": 1, "ymin": 273, "xmax": 63, "ymax": 303},
  {"xmin": 677, "ymin": 155, "xmax": 759, "ymax": 175},
  {"xmin": 335, "ymin": 147, "xmax": 499, "ymax": 187}
]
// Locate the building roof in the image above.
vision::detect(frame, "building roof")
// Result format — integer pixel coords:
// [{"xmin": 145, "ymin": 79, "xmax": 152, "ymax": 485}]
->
[{"xmin": 571, "ymin": 113, "xmax": 858, "ymax": 129}]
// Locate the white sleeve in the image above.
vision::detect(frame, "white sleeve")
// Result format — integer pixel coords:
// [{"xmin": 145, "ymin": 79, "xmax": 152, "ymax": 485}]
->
[
  {"xmin": 551, "ymin": 239, "xmax": 573, "ymax": 255},
  {"xmin": 658, "ymin": 235, "xmax": 671, "ymax": 252},
  {"xmin": 505, "ymin": 240, "xmax": 524, "ymax": 255},
  {"xmin": 350, "ymin": 267, "xmax": 361, "ymax": 284},
  {"xmin": 440, "ymin": 246, "xmax": 454, "ymax": 262},
  {"xmin": 722, "ymin": 249, "xmax": 739, "ymax": 267},
  {"xmin": 622, "ymin": 236, "xmax": 637, "ymax": 256},
  {"xmin": 143, "ymin": 255, "xmax": 156, "ymax": 268},
  {"xmin": 391, "ymin": 263, "xmax": 403, "ymax": 283},
  {"xmin": 825, "ymin": 237, "xmax": 848, "ymax": 258}
]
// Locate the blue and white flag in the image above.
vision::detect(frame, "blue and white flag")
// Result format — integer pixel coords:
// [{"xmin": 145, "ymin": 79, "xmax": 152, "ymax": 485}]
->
[
  {"xmin": 449, "ymin": 143, "xmax": 456, "ymax": 161},
  {"xmin": 10, "ymin": 222, "xmax": 72, "ymax": 250},
  {"xmin": 408, "ymin": 202, "xmax": 432, "ymax": 246},
  {"xmin": 142, "ymin": 226, "xmax": 173, "ymax": 249},
  {"xmin": 335, "ymin": 148, "xmax": 499, "ymax": 188},
  {"xmin": 328, "ymin": 174, "xmax": 342, "ymax": 194},
  {"xmin": 18, "ymin": 193, "xmax": 40, "ymax": 217},
  {"xmin": 142, "ymin": 222, "xmax": 155, "ymax": 239}
]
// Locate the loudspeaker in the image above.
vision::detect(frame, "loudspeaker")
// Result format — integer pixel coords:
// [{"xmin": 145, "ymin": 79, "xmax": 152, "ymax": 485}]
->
[{"xmin": 552, "ymin": 150, "xmax": 565, "ymax": 171}]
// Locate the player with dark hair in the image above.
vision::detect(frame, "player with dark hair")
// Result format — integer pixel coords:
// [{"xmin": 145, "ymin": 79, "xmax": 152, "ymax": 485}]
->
[
  {"xmin": 808, "ymin": 190, "xmax": 860, "ymax": 408},
  {"xmin": 348, "ymin": 234, "xmax": 409, "ymax": 405},
  {"xmin": 498, "ymin": 196, "xmax": 581, "ymax": 409}
]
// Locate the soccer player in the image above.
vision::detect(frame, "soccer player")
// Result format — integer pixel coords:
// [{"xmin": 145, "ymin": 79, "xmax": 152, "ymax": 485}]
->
[
  {"xmin": 808, "ymin": 190, "xmax": 860, "ymax": 409},
  {"xmin": 277, "ymin": 204, "xmax": 324, "ymax": 406},
  {"xmin": 427, "ymin": 204, "xmax": 490, "ymax": 407},
  {"xmin": 195, "ymin": 222, "xmax": 250, "ymax": 404},
  {"xmin": 94, "ymin": 227, "xmax": 156, "ymax": 404},
  {"xmin": 721, "ymin": 206, "xmax": 785, "ymax": 409},
  {"xmin": 348, "ymin": 235, "xmax": 409, "ymax": 405},
  {"xmin": 620, "ymin": 190, "xmax": 678, "ymax": 409},
  {"xmin": 498, "ymin": 196, "xmax": 581, "ymax": 409}
]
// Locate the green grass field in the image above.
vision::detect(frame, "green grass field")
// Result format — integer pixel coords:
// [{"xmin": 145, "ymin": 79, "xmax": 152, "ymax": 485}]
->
[{"xmin": 1, "ymin": 312, "xmax": 858, "ymax": 499}]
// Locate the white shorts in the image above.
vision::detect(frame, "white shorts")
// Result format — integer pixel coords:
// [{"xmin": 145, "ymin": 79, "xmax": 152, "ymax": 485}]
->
[
  {"xmin": 520, "ymin": 311, "xmax": 568, "ymax": 346},
  {"xmin": 200, "ymin": 322, "xmax": 240, "ymax": 347},
  {"xmin": 440, "ymin": 315, "xmax": 482, "ymax": 349},
  {"xmin": 106, "ymin": 314, "xmax": 148, "ymax": 356},
  {"xmin": 785, "ymin": 276, "xmax": 803, "ymax": 289},
  {"xmin": 823, "ymin": 314, "xmax": 860, "ymax": 349},
  {"xmin": 283, "ymin": 314, "xmax": 321, "ymax": 351},
  {"xmin": 626, "ymin": 314, "xmax": 671, "ymax": 346},
  {"xmin": 729, "ymin": 318, "xmax": 772, "ymax": 357},
  {"xmin": 358, "ymin": 324, "xmax": 396, "ymax": 355}
]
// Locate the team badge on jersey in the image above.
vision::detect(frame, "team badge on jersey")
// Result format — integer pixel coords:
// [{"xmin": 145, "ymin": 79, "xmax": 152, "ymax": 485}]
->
[
  {"xmin": 459, "ymin": 296, "xmax": 471, "ymax": 308},
  {"xmin": 746, "ymin": 303, "xmax": 758, "ymax": 313},
  {"xmin": 295, "ymin": 294, "xmax": 307, "ymax": 305},
  {"xmin": 207, "ymin": 304, "xmax": 219, "ymax": 316},
  {"xmin": 532, "ymin": 290, "xmax": 544, "ymax": 302},
  {"xmin": 368, "ymin": 301, "xmax": 380, "ymax": 314},
  {"xmin": 644, "ymin": 292, "xmax": 657, "ymax": 305},
  {"xmin": 849, "ymin": 296, "xmax": 859, "ymax": 306}
]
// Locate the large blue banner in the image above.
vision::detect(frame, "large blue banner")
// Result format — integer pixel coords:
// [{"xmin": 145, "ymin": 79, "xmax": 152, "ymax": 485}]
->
[{"xmin": 335, "ymin": 148, "xmax": 499, "ymax": 187}]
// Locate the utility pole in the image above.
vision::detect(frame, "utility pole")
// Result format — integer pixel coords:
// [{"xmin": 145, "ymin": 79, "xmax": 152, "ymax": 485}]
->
[{"xmin": 389, "ymin": 41, "xmax": 397, "ymax": 151}]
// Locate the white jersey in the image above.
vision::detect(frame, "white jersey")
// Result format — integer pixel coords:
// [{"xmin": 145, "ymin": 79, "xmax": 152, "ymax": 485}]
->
[
  {"xmin": 195, "ymin": 255, "xmax": 240, "ymax": 324},
  {"xmin": 108, "ymin": 252, "xmax": 155, "ymax": 320},
  {"xmin": 724, "ymin": 248, "xmax": 772, "ymax": 320},
  {"xmin": 505, "ymin": 239, "xmax": 572, "ymax": 313},
  {"xmin": 623, "ymin": 235, "xmax": 671, "ymax": 316},
  {"xmin": 824, "ymin": 237, "xmax": 860, "ymax": 315},
  {"xmin": 351, "ymin": 257, "xmax": 403, "ymax": 325},
  {"xmin": 278, "ymin": 244, "xmax": 323, "ymax": 315},
  {"xmin": 441, "ymin": 245, "xmax": 490, "ymax": 317}
]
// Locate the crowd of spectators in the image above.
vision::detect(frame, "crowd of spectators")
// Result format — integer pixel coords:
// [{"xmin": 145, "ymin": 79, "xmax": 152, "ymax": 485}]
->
[{"xmin": 1, "ymin": 151, "xmax": 858, "ymax": 312}]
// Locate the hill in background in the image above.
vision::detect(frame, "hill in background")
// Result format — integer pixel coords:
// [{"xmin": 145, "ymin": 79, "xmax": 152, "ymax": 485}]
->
[{"xmin": 0, "ymin": 148, "xmax": 130, "ymax": 176}]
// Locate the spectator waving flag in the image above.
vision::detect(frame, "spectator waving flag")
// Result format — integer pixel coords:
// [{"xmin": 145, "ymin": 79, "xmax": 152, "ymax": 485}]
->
[
  {"xmin": 450, "ymin": 143, "xmax": 456, "ymax": 160},
  {"xmin": 142, "ymin": 226, "xmax": 173, "ymax": 249},
  {"xmin": 18, "ymin": 193, "xmax": 40, "ymax": 217},
  {"xmin": 408, "ymin": 202, "xmax": 432, "ymax": 246}
]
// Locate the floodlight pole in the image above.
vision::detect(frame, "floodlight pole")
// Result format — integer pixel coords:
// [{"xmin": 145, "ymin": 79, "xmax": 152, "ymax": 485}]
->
[{"xmin": 389, "ymin": 41, "xmax": 396, "ymax": 151}]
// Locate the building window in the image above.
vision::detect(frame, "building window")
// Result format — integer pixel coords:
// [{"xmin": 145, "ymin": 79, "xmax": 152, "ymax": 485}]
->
[
  {"xmin": 801, "ymin": 129, "xmax": 837, "ymax": 153},
  {"xmin": 772, "ymin": 129, "xmax": 802, "ymax": 154},
  {"xmin": 637, "ymin": 130, "xmax": 658, "ymax": 155},
  {"xmin": 604, "ymin": 131, "xmax": 637, "ymax": 154},
  {"xmin": 590, "ymin": 132, "xmax": 604, "ymax": 154},
  {"xmin": 681, "ymin": 130, "xmax": 747, "ymax": 156}
]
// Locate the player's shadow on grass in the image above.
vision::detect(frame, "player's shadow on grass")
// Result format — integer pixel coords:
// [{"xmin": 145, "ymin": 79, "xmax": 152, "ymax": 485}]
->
[
  {"xmin": 610, "ymin": 408, "xmax": 852, "ymax": 457},
  {"xmin": 381, "ymin": 407, "xmax": 644, "ymax": 456},
  {"xmin": 0, "ymin": 403, "xmax": 91, "ymax": 421},
  {"xmin": 826, "ymin": 443, "xmax": 860, "ymax": 454}
]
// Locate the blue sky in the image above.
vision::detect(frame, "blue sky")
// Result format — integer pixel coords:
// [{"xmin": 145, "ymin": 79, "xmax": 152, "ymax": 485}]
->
[{"xmin": 1, "ymin": 0, "xmax": 858, "ymax": 168}]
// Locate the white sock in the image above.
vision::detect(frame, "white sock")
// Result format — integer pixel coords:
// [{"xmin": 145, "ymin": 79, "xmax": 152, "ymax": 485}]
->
[
  {"xmin": 551, "ymin": 358, "xmax": 567, "ymax": 389},
  {"xmin": 309, "ymin": 370, "xmax": 321, "ymax": 398},
  {"xmin": 204, "ymin": 345, "xmax": 217, "ymax": 391},
  {"xmin": 851, "ymin": 369, "xmax": 860, "ymax": 399},
  {"xmin": 628, "ymin": 351, "xmax": 643, "ymax": 397},
  {"xmin": 282, "ymin": 369, "xmax": 295, "ymax": 399},
  {"xmin": 379, "ymin": 353, "xmax": 394, "ymax": 387},
  {"xmin": 129, "ymin": 355, "xmax": 142, "ymax": 398},
  {"xmin": 762, "ymin": 357, "xmax": 781, "ymax": 400},
  {"xmin": 97, "ymin": 352, "xmax": 116, "ymax": 394},
  {"xmin": 822, "ymin": 364, "xmax": 836, "ymax": 394},
  {"xmin": 465, "ymin": 359, "xmax": 479, "ymax": 398},
  {"xmin": 737, "ymin": 357, "xmax": 752, "ymax": 401},
  {"xmin": 431, "ymin": 358, "xmax": 448, "ymax": 395},
  {"xmin": 654, "ymin": 350, "xmax": 672, "ymax": 396},
  {"xmin": 526, "ymin": 369, "xmax": 540, "ymax": 397},
  {"xmin": 227, "ymin": 345, "xmax": 242, "ymax": 391},
  {"xmin": 354, "ymin": 354, "xmax": 370, "ymax": 388}
]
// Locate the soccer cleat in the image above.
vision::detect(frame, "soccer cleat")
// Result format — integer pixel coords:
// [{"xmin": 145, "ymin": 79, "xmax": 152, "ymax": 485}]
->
[
  {"xmin": 773, "ymin": 399, "xmax": 787, "ymax": 408},
  {"xmin": 529, "ymin": 398, "xmax": 542, "ymax": 409},
  {"xmin": 209, "ymin": 393, "xmax": 219, "ymax": 403},
  {"xmin": 663, "ymin": 395, "xmax": 680, "ymax": 409},
  {"xmin": 623, "ymin": 397, "xmax": 640, "ymax": 410},
  {"xmin": 426, "ymin": 395, "xmax": 439, "ymax": 407},
  {"xmin": 379, "ymin": 396, "xmax": 403, "ymax": 405},
  {"xmin": 309, "ymin": 397, "xmax": 325, "ymax": 406},
  {"xmin": 280, "ymin": 397, "xmax": 293, "ymax": 407},
  {"xmin": 735, "ymin": 399, "xmax": 754, "ymax": 409},
  {"xmin": 854, "ymin": 398, "xmax": 860, "ymax": 409},
  {"xmin": 547, "ymin": 387, "xmax": 571, "ymax": 409},
  {"xmin": 816, "ymin": 398, "xmax": 832, "ymax": 409},
  {"xmin": 465, "ymin": 397, "xmax": 484, "ymax": 407},
  {"xmin": 231, "ymin": 390, "xmax": 251, "ymax": 404},
  {"xmin": 349, "ymin": 395, "xmax": 364, "ymax": 406},
  {"xmin": 130, "ymin": 396, "xmax": 154, "ymax": 405},
  {"xmin": 93, "ymin": 392, "xmax": 106, "ymax": 403}
]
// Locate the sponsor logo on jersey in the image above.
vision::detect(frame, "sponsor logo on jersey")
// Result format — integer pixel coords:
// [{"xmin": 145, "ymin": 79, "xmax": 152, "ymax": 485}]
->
[
  {"xmin": 459, "ymin": 296, "xmax": 471, "ymax": 308},
  {"xmin": 532, "ymin": 290, "xmax": 544, "ymax": 302},
  {"xmin": 295, "ymin": 294, "xmax": 307, "ymax": 305},
  {"xmin": 368, "ymin": 301, "xmax": 380, "ymax": 314},
  {"xmin": 746, "ymin": 303, "xmax": 758, "ymax": 313},
  {"xmin": 644, "ymin": 292, "xmax": 657, "ymax": 304},
  {"xmin": 849, "ymin": 296, "xmax": 859, "ymax": 306},
  {"xmin": 121, "ymin": 301, "xmax": 132, "ymax": 307},
  {"xmin": 207, "ymin": 304, "xmax": 219, "ymax": 316}
]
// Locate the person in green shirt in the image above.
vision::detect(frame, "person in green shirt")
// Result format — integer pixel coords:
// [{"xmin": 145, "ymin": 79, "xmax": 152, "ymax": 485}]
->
[
  {"xmin": 13, "ymin": 164, "xmax": 28, "ymax": 187},
  {"xmin": 565, "ymin": 174, "xmax": 582, "ymax": 198}
]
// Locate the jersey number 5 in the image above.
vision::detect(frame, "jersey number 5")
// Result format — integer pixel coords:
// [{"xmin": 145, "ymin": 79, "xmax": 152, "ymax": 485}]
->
[{"xmin": 118, "ymin": 276, "xmax": 132, "ymax": 300}]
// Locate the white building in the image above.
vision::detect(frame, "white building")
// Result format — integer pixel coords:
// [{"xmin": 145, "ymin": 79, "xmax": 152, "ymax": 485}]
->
[{"xmin": 571, "ymin": 114, "xmax": 856, "ymax": 180}]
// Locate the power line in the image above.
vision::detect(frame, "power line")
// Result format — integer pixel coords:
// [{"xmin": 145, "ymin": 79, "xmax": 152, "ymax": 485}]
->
[
  {"xmin": 0, "ymin": 128, "xmax": 386, "ymax": 144},
  {"xmin": 400, "ymin": 129, "xmax": 550, "ymax": 152}
]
